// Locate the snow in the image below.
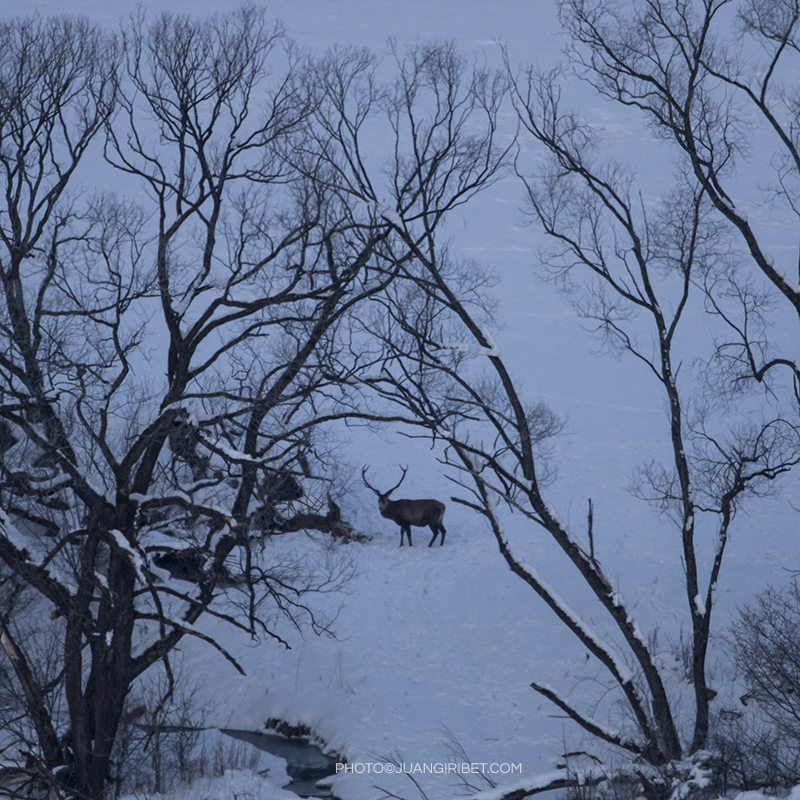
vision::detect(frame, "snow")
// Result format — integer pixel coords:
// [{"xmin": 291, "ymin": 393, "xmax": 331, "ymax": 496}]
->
[
  {"xmin": 5, "ymin": 518, "xmax": 37, "ymax": 563},
  {"xmin": 376, "ymin": 202, "xmax": 404, "ymax": 229},
  {"xmin": 694, "ymin": 593, "xmax": 707, "ymax": 616},
  {"xmin": 470, "ymin": 771, "xmax": 570, "ymax": 800},
  {"xmin": 782, "ymin": 278, "xmax": 800, "ymax": 295},
  {"xmin": 513, "ymin": 559, "xmax": 634, "ymax": 684},
  {"xmin": 719, "ymin": 196, "xmax": 749, "ymax": 223},
  {"xmin": 358, "ymin": 372, "xmax": 386, "ymax": 382},
  {"xmin": 213, "ymin": 442, "xmax": 259, "ymax": 463},
  {"xmin": 118, "ymin": 768, "xmax": 299, "ymax": 800},
  {"xmin": 442, "ymin": 325, "xmax": 502, "ymax": 357},
  {"xmin": 110, "ymin": 528, "xmax": 148, "ymax": 585},
  {"xmin": 173, "ymin": 291, "xmax": 193, "ymax": 318},
  {"xmin": 179, "ymin": 526, "xmax": 580, "ymax": 799}
]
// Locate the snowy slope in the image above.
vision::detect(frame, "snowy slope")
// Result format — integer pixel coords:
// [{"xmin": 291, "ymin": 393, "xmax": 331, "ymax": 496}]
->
[{"xmin": 181, "ymin": 511, "xmax": 582, "ymax": 800}]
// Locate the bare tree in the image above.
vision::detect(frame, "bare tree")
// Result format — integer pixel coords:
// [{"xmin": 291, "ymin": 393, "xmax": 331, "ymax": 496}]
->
[
  {"xmin": 353, "ymin": 33, "xmax": 800, "ymax": 800},
  {"xmin": 0, "ymin": 12, "xmax": 507, "ymax": 799},
  {"xmin": 557, "ymin": 0, "xmax": 800, "ymax": 411},
  {"xmin": 731, "ymin": 582, "xmax": 800, "ymax": 740},
  {"xmin": 510, "ymin": 64, "xmax": 800, "ymax": 759},
  {"xmin": 707, "ymin": 581, "xmax": 800, "ymax": 791},
  {"xmin": 0, "ymin": 14, "xmax": 120, "ymax": 798}
]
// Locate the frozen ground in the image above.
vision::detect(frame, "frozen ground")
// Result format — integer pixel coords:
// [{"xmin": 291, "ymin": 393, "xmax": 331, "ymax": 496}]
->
[
  {"xmin": 183, "ymin": 515, "xmax": 577, "ymax": 799},
  {"xmin": 168, "ymin": 468, "xmax": 795, "ymax": 800}
]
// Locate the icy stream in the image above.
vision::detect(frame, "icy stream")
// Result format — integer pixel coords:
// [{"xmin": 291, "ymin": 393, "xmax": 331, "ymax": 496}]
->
[{"xmin": 221, "ymin": 729, "xmax": 338, "ymax": 798}]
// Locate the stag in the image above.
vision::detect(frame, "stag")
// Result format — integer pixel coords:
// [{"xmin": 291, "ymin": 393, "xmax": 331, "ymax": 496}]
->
[{"xmin": 362, "ymin": 466, "xmax": 446, "ymax": 547}]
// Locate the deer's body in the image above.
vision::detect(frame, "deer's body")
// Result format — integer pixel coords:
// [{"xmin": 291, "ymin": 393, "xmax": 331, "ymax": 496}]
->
[
  {"xmin": 363, "ymin": 467, "xmax": 446, "ymax": 547},
  {"xmin": 379, "ymin": 496, "xmax": 446, "ymax": 547}
]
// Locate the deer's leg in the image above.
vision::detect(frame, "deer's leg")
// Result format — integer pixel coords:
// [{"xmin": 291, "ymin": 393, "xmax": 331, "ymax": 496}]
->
[{"xmin": 429, "ymin": 524, "xmax": 446, "ymax": 546}]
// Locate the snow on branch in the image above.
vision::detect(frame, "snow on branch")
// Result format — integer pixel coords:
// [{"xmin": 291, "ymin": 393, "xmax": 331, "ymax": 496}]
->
[
  {"xmin": 0, "ymin": 514, "xmax": 74, "ymax": 607},
  {"xmin": 109, "ymin": 529, "xmax": 148, "ymax": 585},
  {"xmin": 530, "ymin": 682, "xmax": 644, "ymax": 756},
  {"xmin": 375, "ymin": 201, "xmax": 405, "ymax": 229},
  {"xmin": 441, "ymin": 325, "xmax": 501, "ymax": 357},
  {"xmin": 514, "ymin": 559, "xmax": 634, "ymax": 685},
  {"xmin": 131, "ymin": 490, "xmax": 235, "ymax": 529},
  {"xmin": 469, "ymin": 768, "xmax": 606, "ymax": 800},
  {"xmin": 496, "ymin": 546, "xmax": 660, "ymax": 750},
  {"xmin": 208, "ymin": 441, "xmax": 259, "ymax": 463}
]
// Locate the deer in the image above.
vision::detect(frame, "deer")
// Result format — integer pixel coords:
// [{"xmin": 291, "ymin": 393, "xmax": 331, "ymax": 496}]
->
[{"xmin": 362, "ymin": 466, "xmax": 446, "ymax": 547}]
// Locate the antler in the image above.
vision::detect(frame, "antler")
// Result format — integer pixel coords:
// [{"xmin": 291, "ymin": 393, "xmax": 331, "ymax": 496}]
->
[
  {"xmin": 362, "ymin": 465, "xmax": 408, "ymax": 497},
  {"xmin": 385, "ymin": 466, "xmax": 408, "ymax": 496},
  {"xmin": 361, "ymin": 466, "xmax": 380, "ymax": 495}
]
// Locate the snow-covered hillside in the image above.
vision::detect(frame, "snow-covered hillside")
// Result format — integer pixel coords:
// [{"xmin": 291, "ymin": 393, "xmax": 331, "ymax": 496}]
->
[
  {"xmin": 172, "ymin": 457, "xmax": 796, "ymax": 800},
  {"xmin": 182, "ymin": 507, "xmax": 584, "ymax": 799}
]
